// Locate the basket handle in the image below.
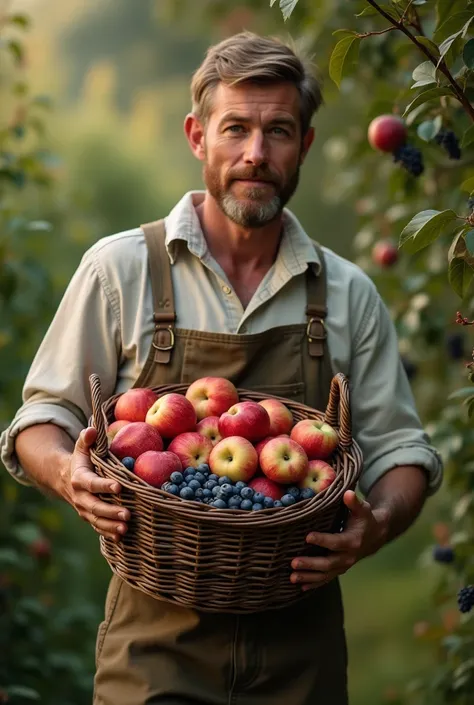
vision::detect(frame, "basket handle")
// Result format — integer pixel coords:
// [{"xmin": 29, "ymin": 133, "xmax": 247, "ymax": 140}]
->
[
  {"xmin": 324, "ymin": 373, "xmax": 352, "ymax": 449},
  {"xmin": 89, "ymin": 373, "xmax": 109, "ymax": 459}
]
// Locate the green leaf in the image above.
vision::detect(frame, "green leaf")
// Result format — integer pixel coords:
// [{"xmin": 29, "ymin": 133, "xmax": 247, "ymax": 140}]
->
[
  {"xmin": 465, "ymin": 230, "xmax": 474, "ymax": 255},
  {"xmin": 329, "ymin": 36, "xmax": 360, "ymax": 88},
  {"xmin": 400, "ymin": 209, "xmax": 459, "ymax": 254},
  {"xmin": 436, "ymin": 0, "xmax": 466, "ymax": 28},
  {"xmin": 415, "ymin": 36, "xmax": 441, "ymax": 60},
  {"xmin": 463, "ymin": 38, "xmax": 474, "ymax": 68},
  {"xmin": 6, "ymin": 686, "xmax": 40, "ymax": 701},
  {"xmin": 7, "ymin": 39, "xmax": 24, "ymax": 64},
  {"xmin": 403, "ymin": 87, "xmax": 453, "ymax": 116},
  {"xmin": 8, "ymin": 13, "xmax": 31, "ymax": 29},
  {"xmin": 332, "ymin": 29, "xmax": 358, "ymax": 38},
  {"xmin": 417, "ymin": 116, "xmax": 442, "ymax": 142},
  {"xmin": 448, "ymin": 386, "xmax": 474, "ymax": 401},
  {"xmin": 449, "ymin": 257, "xmax": 474, "ymax": 298},
  {"xmin": 434, "ymin": 11, "xmax": 474, "ymax": 43},
  {"xmin": 461, "ymin": 176, "xmax": 474, "ymax": 192},
  {"xmin": 438, "ymin": 31, "xmax": 465, "ymax": 64},
  {"xmin": 279, "ymin": 0, "xmax": 299, "ymax": 21},
  {"xmin": 411, "ymin": 61, "xmax": 437, "ymax": 88},
  {"xmin": 461, "ymin": 124, "xmax": 474, "ymax": 148}
]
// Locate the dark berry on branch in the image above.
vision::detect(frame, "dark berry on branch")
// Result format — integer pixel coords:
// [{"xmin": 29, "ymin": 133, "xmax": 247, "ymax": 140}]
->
[
  {"xmin": 435, "ymin": 129, "xmax": 462, "ymax": 160},
  {"xmin": 468, "ymin": 197, "xmax": 474, "ymax": 214},
  {"xmin": 446, "ymin": 333, "xmax": 465, "ymax": 361},
  {"xmin": 393, "ymin": 144, "xmax": 424, "ymax": 177},
  {"xmin": 457, "ymin": 585, "xmax": 474, "ymax": 613},
  {"xmin": 433, "ymin": 545, "xmax": 455, "ymax": 564}
]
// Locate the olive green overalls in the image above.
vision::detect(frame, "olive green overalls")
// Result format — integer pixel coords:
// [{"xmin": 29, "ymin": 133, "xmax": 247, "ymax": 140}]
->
[{"xmin": 93, "ymin": 220, "xmax": 348, "ymax": 704}]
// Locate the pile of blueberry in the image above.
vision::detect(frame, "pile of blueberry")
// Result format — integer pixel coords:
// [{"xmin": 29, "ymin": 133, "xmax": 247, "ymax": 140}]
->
[{"xmin": 154, "ymin": 464, "xmax": 315, "ymax": 511}]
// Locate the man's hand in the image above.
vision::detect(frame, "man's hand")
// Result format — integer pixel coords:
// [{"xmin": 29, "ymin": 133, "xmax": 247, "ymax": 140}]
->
[
  {"xmin": 61, "ymin": 427, "xmax": 130, "ymax": 542},
  {"xmin": 290, "ymin": 490, "xmax": 388, "ymax": 591}
]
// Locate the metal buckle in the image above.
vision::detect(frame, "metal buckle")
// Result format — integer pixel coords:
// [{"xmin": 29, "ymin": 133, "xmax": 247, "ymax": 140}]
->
[
  {"xmin": 306, "ymin": 317, "xmax": 326, "ymax": 343},
  {"xmin": 152, "ymin": 325, "xmax": 175, "ymax": 352}
]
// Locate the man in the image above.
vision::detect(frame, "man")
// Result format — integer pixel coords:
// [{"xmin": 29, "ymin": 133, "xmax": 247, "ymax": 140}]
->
[{"xmin": 1, "ymin": 31, "xmax": 442, "ymax": 704}]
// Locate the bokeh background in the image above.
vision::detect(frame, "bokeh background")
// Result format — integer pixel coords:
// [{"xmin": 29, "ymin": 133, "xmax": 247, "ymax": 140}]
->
[{"xmin": 2, "ymin": 1, "xmax": 473, "ymax": 703}]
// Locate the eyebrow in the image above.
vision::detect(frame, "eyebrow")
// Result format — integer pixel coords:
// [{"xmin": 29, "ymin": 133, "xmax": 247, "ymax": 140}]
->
[{"xmin": 217, "ymin": 114, "xmax": 297, "ymax": 130}]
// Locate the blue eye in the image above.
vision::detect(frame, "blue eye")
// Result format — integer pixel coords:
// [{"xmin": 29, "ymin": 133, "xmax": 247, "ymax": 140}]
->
[{"xmin": 226, "ymin": 125, "xmax": 244, "ymax": 133}]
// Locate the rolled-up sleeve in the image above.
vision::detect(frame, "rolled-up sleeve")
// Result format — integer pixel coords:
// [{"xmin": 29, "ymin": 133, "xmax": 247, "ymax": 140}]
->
[
  {"xmin": 0, "ymin": 250, "xmax": 121, "ymax": 485},
  {"xmin": 351, "ymin": 286, "xmax": 443, "ymax": 496}
]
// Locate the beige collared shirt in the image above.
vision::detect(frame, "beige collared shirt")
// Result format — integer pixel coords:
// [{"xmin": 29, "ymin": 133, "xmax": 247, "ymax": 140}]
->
[{"xmin": 1, "ymin": 191, "xmax": 442, "ymax": 495}]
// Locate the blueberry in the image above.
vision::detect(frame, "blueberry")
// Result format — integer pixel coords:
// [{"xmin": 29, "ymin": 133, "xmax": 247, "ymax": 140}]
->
[
  {"xmin": 273, "ymin": 500, "xmax": 283, "ymax": 508},
  {"xmin": 184, "ymin": 467, "xmax": 196, "ymax": 478},
  {"xmin": 240, "ymin": 487, "xmax": 254, "ymax": 500},
  {"xmin": 433, "ymin": 545, "xmax": 455, "ymax": 564},
  {"xmin": 208, "ymin": 474, "xmax": 219, "ymax": 482},
  {"xmin": 164, "ymin": 483, "xmax": 179, "ymax": 496},
  {"xmin": 240, "ymin": 499, "xmax": 253, "ymax": 510},
  {"xmin": 179, "ymin": 482, "xmax": 187, "ymax": 490},
  {"xmin": 235, "ymin": 481, "xmax": 246, "ymax": 490},
  {"xmin": 263, "ymin": 497, "xmax": 274, "ymax": 508},
  {"xmin": 204, "ymin": 479, "xmax": 218, "ymax": 490},
  {"xmin": 212, "ymin": 485, "xmax": 221, "ymax": 497},
  {"xmin": 253, "ymin": 492, "xmax": 265, "ymax": 504},
  {"xmin": 188, "ymin": 479, "xmax": 201, "ymax": 492},
  {"xmin": 252, "ymin": 503, "xmax": 264, "ymax": 511},
  {"xmin": 198, "ymin": 463, "xmax": 210, "ymax": 473},
  {"xmin": 228, "ymin": 496, "xmax": 242, "ymax": 509},
  {"xmin": 393, "ymin": 143, "xmax": 424, "ymax": 177},
  {"xmin": 194, "ymin": 472, "xmax": 206, "ymax": 484},
  {"xmin": 287, "ymin": 486, "xmax": 300, "ymax": 500},
  {"xmin": 202, "ymin": 488, "xmax": 213, "ymax": 499},
  {"xmin": 212, "ymin": 499, "xmax": 228, "ymax": 509},
  {"xmin": 180, "ymin": 487, "xmax": 195, "ymax": 500},
  {"xmin": 170, "ymin": 471, "xmax": 183, "ymax": 484},
  {"xmin": 300, "ymin": 487, "xmax": 316, "ymax": 501},
  {"xmin": 218, "ymin": 476, "xmax": 232, "ymax": 486},
  {"xmin": 194, "ymin": 487, "xmax": 205, "ymax": 499},
  {"xmin": 220, "ymin": 483, "xmax": 234, "ymax": 498},
  {"xmin": 233, "ymin": 485, "xmax": 241, "ymax": 495},
  {"xmin": 122, "ymin": 457, "xmax": 135, "ymax": 471},
  {"xmin": 281, "ymin": 494, "xmax": 296, "ymax": 506},
  {"xmin": 457, "ymin": 585, "xmax": 474, "ymax": 613}
]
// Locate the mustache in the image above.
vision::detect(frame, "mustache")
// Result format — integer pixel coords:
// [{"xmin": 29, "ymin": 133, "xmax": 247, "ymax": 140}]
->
[{"xmin": 229, "ymin": 169, "xmax": 278, "ymax": 184}]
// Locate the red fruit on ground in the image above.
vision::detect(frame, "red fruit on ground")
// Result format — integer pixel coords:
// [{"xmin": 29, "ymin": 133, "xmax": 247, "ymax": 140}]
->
[{"xmin": 368, "ymin": 115, "xmax": 407, "ymax": 153}]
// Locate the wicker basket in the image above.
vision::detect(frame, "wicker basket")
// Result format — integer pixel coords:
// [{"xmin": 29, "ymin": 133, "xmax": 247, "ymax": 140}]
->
[{"xmin": 89, "ymin": 372, "xmax": 363, "ymax": 613}]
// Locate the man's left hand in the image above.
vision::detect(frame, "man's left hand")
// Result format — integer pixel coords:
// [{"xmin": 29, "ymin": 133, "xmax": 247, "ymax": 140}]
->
[{"xmin": 290, "ymin": 490, "xmax": 388, "ymax": 591}]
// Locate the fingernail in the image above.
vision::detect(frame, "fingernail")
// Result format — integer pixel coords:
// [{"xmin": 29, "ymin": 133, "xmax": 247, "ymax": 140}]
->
[
  {"xmin": 119, "ymin": 511, "xmax": 128, "ymax": 521},
  {"xmin": 111, "ymin": 484, "xmax": 120, "ymax": 493},
  {"xmin": 117, "ymin": 524, "xmax": 127, "ymax": 534}
]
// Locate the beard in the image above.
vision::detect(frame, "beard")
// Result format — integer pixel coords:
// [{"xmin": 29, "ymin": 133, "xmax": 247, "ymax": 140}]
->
[{"xmin": 203, "ymin": 161, "xmax": 300, "ymax": 228}]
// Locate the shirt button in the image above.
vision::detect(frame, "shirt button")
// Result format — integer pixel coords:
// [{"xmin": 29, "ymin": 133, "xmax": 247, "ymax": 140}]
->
[{"xmin": 222, "ymin": 285, "xmax": 232, "ymax": 295}]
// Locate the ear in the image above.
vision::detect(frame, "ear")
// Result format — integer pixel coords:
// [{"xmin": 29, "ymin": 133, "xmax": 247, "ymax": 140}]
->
[
  {"xmin": 184, "ymin": 113, "xmax": 206, "ymax": 161},
  {"xmin": 299, "ymin": 126, "xmax": 315, "ymax": 165}
]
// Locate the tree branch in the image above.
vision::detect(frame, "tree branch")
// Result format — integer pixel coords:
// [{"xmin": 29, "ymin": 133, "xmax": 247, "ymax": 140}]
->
[
  {"xmin": 357, "ymin": 26, "xmax": 398, "ymax": 39},
  {"xmin": 365, "ymin": 0, "xmax": 474, "ymax": 123}
]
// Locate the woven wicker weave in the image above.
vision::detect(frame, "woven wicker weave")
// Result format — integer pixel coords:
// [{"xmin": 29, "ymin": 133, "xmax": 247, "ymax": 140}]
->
[{"xmin": 89, "ymin": 372, "xmax": 363, "ymax": 613}]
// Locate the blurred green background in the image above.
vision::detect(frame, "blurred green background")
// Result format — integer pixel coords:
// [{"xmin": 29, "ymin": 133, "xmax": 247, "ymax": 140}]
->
[{"xmin": 1, "ymin": 0, "xmax": 462, "ymax": 703}]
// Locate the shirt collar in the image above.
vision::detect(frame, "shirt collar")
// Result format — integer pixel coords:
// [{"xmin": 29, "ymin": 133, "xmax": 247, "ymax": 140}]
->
[{"xmin": 163, "ymin": 190, "xmax": 321, "ymax": 275}]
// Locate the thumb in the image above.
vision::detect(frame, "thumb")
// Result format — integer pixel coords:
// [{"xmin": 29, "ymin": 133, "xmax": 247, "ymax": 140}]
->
[
  {"xmin": 75, "ymin": 427, "xmax": 97, "ymax": 455},
  {"xmin": 343, "ymin": 490, "xmax": 369, "ymax": 515}
]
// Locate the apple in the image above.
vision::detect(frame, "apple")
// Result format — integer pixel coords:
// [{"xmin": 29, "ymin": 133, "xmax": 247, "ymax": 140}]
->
[
  {"xmin": 372, "ymin": 240, "xmax": 398, "ymax": 268},
  {"xmin": 299, "ymin": 459, "xmax": 337, "ymax": 494},
  {"xmin": 167, "ymin": 431, "xmax": 213, "ymax": 469},
  {"xmin": 185, "ymin": 376, "xmax": 239, "ymax": 421},
  {"xmin": 254, "ymin": 434, "xmax": 289, "ymax": 456},
  {"xmin": 196, "ymin": 416, "xmax": 222, "ymax": 446},
  {"xmin": 258, "ymin": 399, "xmax": 293, "ymax": 435},
  {"xmin": 145, "ymin": 393, "xmax": 196, "ymax": 438},
  {"xmin": 368, "ymin": 115, "xmax": 407, "ymax": 153},
  {"xmin": 259, "ymin": 437, "xmax": 308, "ymax": 485},
  {"xmin": 209, "ymin": 436, "xmax": 258, "ymax": 482},
  {"xmin": 249, "ymin": 476, "xmax": 284, "ymax": 501},
  {"xmin": 109, "ymin": 421, "xmax": 163, "ymax": 460},
  {"xmin": 106, "ymin": 419, "xmax": 130, "ymax": 445},
  {"xmin": 290, "ymin": 419, "xmax": 338, "ymax": 460},
  {"xmin": 219, "ymin": 401, "xmax": 270, "ymax": 442},
  {"xmin": 134, "ymin": 450, "xmax": 182, "ymax": 488},
  {"xmin": 114, "ymin": 387, "xmax": 158, "ymax": 423}
]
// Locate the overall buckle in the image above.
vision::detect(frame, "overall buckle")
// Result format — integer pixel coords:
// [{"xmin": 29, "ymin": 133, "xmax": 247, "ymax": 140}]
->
[{"xmin": 152, "ymin": 325, "xmax": 175, "ymax": 352}]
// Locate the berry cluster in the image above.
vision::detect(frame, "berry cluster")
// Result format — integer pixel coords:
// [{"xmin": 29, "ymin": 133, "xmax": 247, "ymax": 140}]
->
[
  {"xmin": 432, "ymin": 545, "xmax": 455, "ymax": 564},
  {"xmin": 435, "ymin": 129, "xmax": 462, "ymax": 160},
  {"xmin": 457, "ymin": 585, "xmax": 474, "ymax": 613},
  {"xmin": 392, "ymin": 144, "xmax": 424, "ymax": 177}
]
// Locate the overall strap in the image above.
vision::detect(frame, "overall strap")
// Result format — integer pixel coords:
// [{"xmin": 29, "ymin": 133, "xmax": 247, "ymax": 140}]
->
[
  {"xmin": 305, "ymin": 243, "xmax": 327, "ymax": 358},
  {"xmin": 141, "ymin": 219, "xmax": 176, "ymax": 365}
]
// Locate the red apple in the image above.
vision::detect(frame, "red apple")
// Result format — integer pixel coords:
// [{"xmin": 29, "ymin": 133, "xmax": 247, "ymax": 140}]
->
[
  {"xmin": 196, "ymin": 416, "xmax": 222, "ymax": 446},
  {"xmin": 254, "ymin": 434, "xmax": 289, "ymax": 456},
  {"xmin": 106, "ymin": 419, "xmax": 130, "ymax": 445},
  {"xmin": 114, "ymin": 387, "xmax": 158, "ymax": 423},
  {"xmin": 299, "ymin": 459, "xmax": 337, "ymax": 494},
  {"xmin": 249, "ymin": 476, "xmax": 284, "ymax": 501},
  {"xmin": 167, "ymin": 431, "xmax": 213, "ymax": 469},
  {"xmin": 259, "ymin": 437, "xmax": 308, "ymax": 485},
  {"xmin": 368, "ymin": 115, "xmax": 407, "ymax": 153},
  {"xmin": 209, "ymin": 436, "xmax": 258, "ymax": 482},
  {"xmin": 219, "ymin": 401, "xmax": 270, "ymax": 442},
  {"xmin": 134, "ymin": 450, "xmax": 182, "ymax": 488},
  {"xmin": 258, "ymin": 399, "xmax": 293, "ymax": 435},
  {"xmin": 145, "ymin": 393, "xmax": 196, "ymax": 438},
  {"xmin": 290, "ymin": 419, "xmax": 338, "ymax": 460},
  {"xmin": 110, "ymin": 421, "xmax": 163, "ymax": 460},
  {"xmin": 372, "ymin": 240, "xmax": 399, "ymax": 268},
  {"xmin": 185, "ymin": 376, "xmax": 239, "ymax": 421}
]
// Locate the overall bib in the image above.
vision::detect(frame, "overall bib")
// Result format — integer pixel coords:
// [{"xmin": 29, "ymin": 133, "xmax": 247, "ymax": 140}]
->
[{"xmin": 93, "ymin": 221, "xmax": 348, "ymax": 705}]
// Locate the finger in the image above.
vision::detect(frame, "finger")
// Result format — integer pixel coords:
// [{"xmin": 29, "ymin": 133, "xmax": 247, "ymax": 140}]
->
[
  {"xmin": 83, "ymin": 494, "xmax": 130, "ymax": 522},
  {"xmin": 305, "ymin": 530, "xmax": 356, "ymax": 552},
  {"xmin": 290, "ymin": 570, "xmax": 331, "ymax": 586},
  {"xmin": 75, "ymin": 427, "xmax": 97, "ymax": 455},
  {"xmin": 343, "ymin": 490, "xmax": 372, "ymax": 516},
  {"xmin": 291, "ymin": 553, "xmax": 355, "ymax": 573},
  {"xmin": 72, "ymin": 467, "xmax": 121, "ymax": 495},
  {"xmin": 85, "ymin": 513, "xmax": 128, "ymax": 537}
]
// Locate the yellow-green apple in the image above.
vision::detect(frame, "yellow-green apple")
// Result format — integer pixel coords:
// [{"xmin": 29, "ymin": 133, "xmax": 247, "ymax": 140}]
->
[
  {"xmin": 209, "ymin": 436, "xmax": 258, "ymax": 482},
  {"xmin": 167, "ymin": 431, "xmax": 213, "ymax": 469},
  {"xmin": 298, "ymin": 459, "xmax": 337, "ymax": 494},
  {"xmin": 106, "ymin": 419, "xmax": 130, "ymax": 446},
  {"xmin": 196, "ymin": 416, "xmax": 222, "ymax": 446},
  {"xmin": 255, "ymin": 434, "xmax": 289, "ymax": 457},
  {"xmin": 114, "ymin": 387, "xmax": 158, "ymax": 422},
  {"xmin": 249, "ymin": 476, "xmax": 284, "ymax": 501},
  {"xmin": 110, "ymin": 421, "xmax": 163, "ymax": 460},
  {"xmin": 145, "ymin": 393, "xmax": 196, "ymax": 438},
  {"xmin": 219, "ymin": 402, "xmax": 270, "ymax": 442},
  {"xmin": 185, "ymin": 376, "xmax": 239, "ymax": 421},
  {"xmin": 258, "ymin": 399, "xmax": 293, "ymax": 435},
  {"xmin": 290, "ymin": 419, "xmax": 338, "ymax": 460},
  {"xmin": 134, "ymin": 450, "xmax": 182, "ymax": 488},
  {"xmin": 259, "ymin": 437, "xmax": 308, "ymax": 485}
]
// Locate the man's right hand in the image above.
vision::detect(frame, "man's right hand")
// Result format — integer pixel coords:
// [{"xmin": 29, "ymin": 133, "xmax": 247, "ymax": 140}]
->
[{"xmin": 63, "ymin": 427, "xmax": 130, "ymax": 541}]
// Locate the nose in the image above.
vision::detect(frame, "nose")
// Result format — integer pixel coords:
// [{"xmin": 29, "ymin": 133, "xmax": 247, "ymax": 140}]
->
[{"xmin": 244, "ymin": 131, "xmax": 267, "ymax": 167}]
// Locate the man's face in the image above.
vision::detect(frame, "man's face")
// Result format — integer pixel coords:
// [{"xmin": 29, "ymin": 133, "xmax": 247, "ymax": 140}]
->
[{"xmin": 197, "ymin": 82, "xmax": 313, "ymax": 227}]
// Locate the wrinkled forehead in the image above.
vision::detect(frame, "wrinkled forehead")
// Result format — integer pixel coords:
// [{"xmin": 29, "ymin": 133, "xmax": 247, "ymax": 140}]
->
[{"xmin": 207, "ymin": 81, "xmax": 302, "ymax": 126}]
